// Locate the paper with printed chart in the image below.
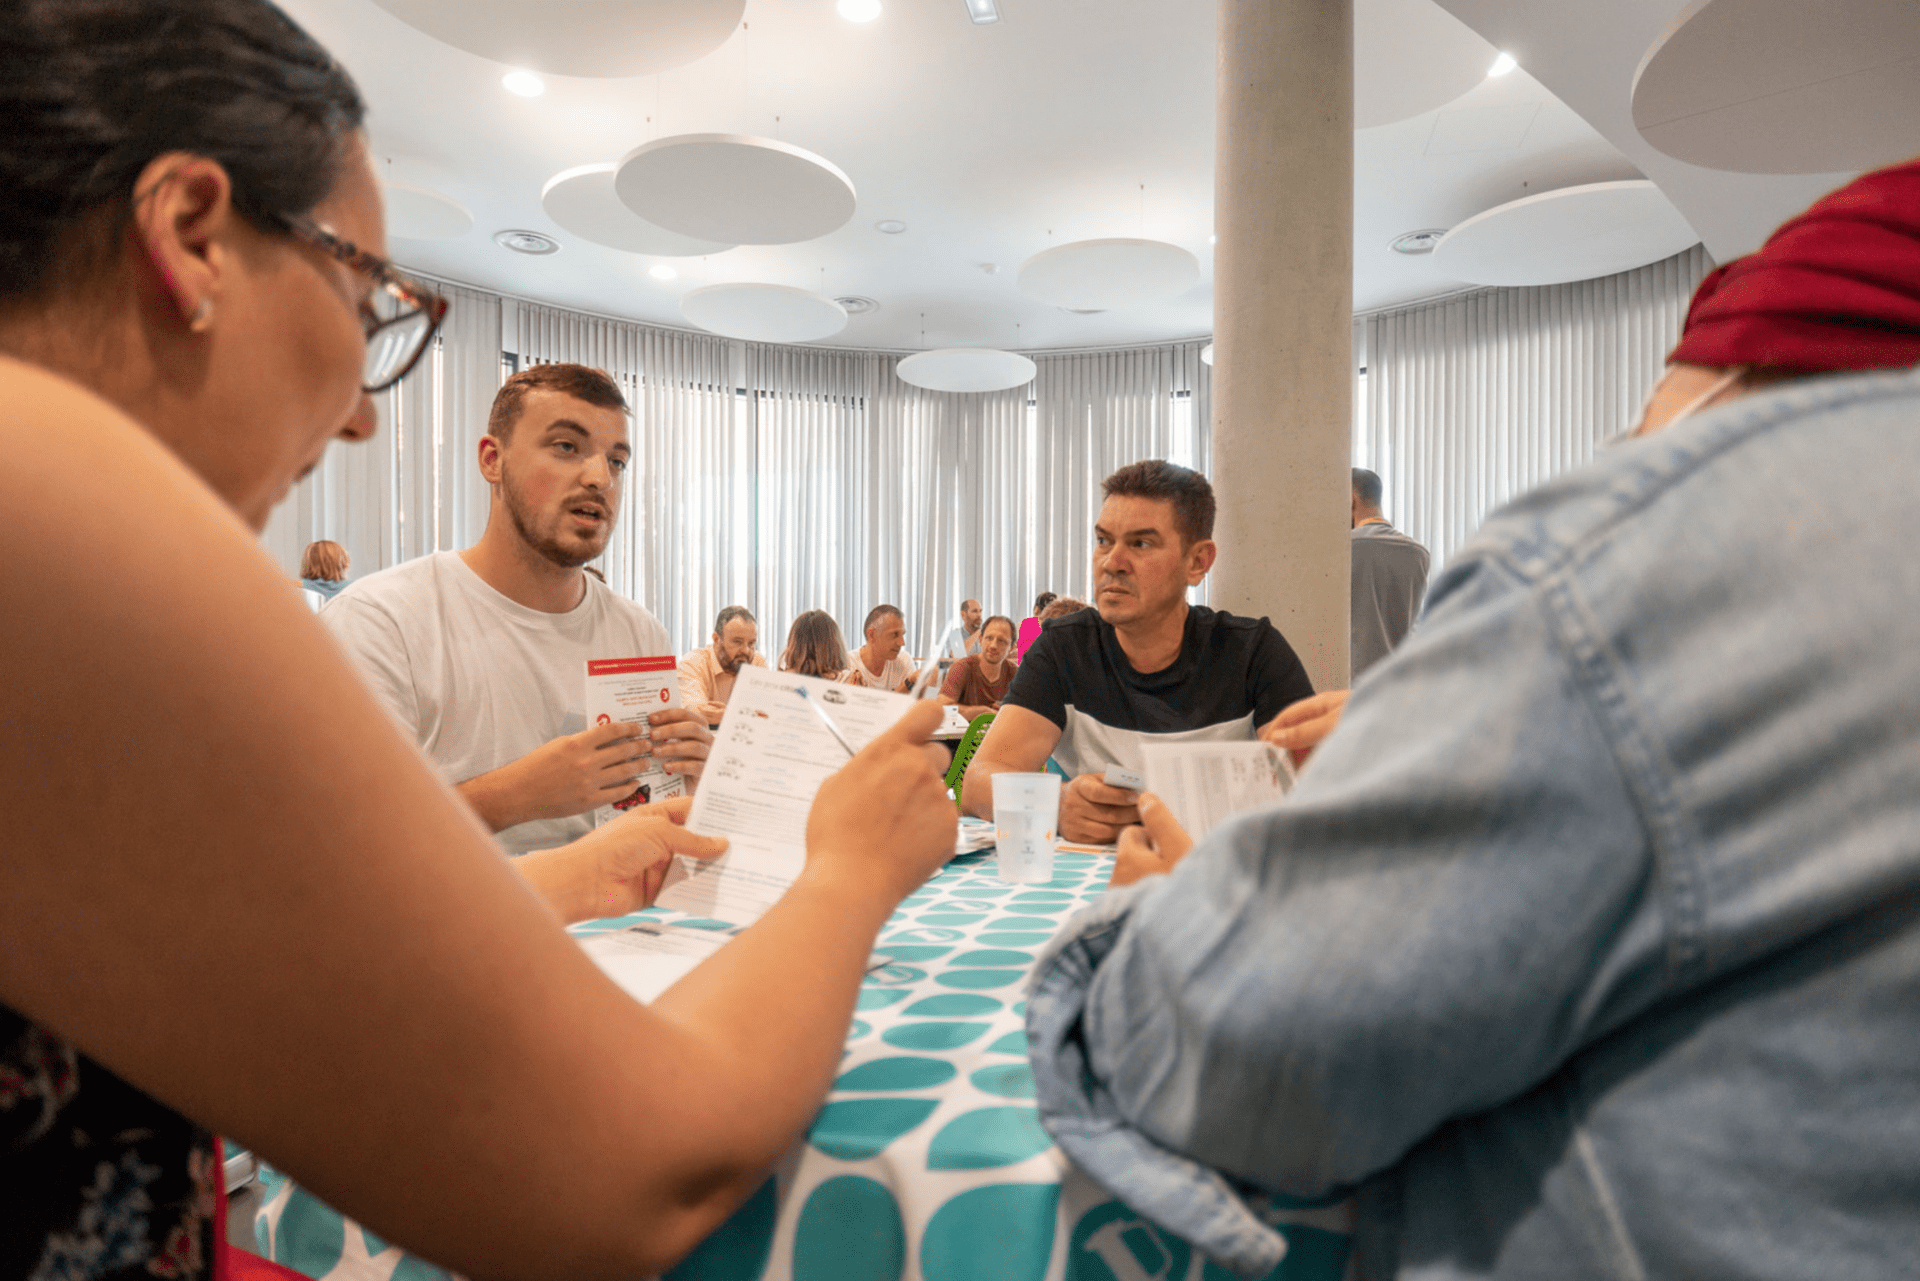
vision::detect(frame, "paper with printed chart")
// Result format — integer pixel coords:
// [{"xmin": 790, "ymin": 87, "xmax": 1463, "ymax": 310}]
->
[
  {"xmin": 658, "ymin": 665, "xmax": 914, "ymax": 924},
  {"xmin": 1140, "ymin": 740, "xmax": 1296, "ymax": 841},
  {"xmin": 585, "ymin": 656, "xmax": 685, "ymax": 825}
]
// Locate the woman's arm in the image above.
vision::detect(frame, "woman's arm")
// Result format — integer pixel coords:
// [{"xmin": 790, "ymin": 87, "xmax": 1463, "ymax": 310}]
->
[{"xmin": 0, "ymin": 364, "xmax": 956, "ymax": 1279}]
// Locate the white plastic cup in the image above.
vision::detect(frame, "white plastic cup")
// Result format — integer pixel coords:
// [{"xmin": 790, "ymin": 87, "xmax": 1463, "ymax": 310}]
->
[{"xmin": 994, "ymin": 772, "xmax": 1062, "ymax": 884}]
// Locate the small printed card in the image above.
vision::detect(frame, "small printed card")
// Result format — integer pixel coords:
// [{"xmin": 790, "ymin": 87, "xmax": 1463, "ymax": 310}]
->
[{"xmin": 586, "ymin": 655, "xmax": 686, "ymax": 815}]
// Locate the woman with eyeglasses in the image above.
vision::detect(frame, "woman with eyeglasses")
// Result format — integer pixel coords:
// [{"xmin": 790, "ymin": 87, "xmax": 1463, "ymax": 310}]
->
[{"xmin": 0, "ymin": 2, "xmax": 956, "ymax": 1276}]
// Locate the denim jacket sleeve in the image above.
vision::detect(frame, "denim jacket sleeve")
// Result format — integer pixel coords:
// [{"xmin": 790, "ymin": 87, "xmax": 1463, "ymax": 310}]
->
[{"xmin": 1028, "ymin": 542, "xmax": 1669, "ymax": 1274}]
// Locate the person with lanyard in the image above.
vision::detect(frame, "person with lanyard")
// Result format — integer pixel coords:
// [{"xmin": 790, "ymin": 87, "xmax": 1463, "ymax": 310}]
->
[
  {"xmin": 0, "ymin": 3, "xmax": 956, "ymax": 1276},
  {"xmin": 1028, "ymin": 158, "xmax": 1920, "ymax": 1281}
]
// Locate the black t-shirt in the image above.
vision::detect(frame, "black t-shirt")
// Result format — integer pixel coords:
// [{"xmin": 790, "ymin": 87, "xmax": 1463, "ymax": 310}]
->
[{"xmin": 1003, "ymin": 605, "xmax": 1314, "ymax": 776}]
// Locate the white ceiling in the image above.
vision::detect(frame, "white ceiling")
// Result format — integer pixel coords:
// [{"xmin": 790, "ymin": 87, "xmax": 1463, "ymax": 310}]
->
[{"xmin": 279, "ymin": 0, "xmax": 1718, "ymax": 351}]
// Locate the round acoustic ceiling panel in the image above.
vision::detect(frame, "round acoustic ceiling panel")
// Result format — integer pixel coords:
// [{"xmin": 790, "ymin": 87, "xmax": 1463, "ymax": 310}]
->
[
  {"xmin": 1431, "ymin": 180, "xmax": 1700, "ymax": 288},
  {"xmin": 382, "ymin": 180, "xmax": 471, "ymax": 241},
  {"xmin": 367, "ymin": 0, "xmax": 744, "ymax": 77},
  {"xmin": 616, "ymin": 134, "xmax": 857, "ymax": 246},
  {"xmin": 896, "ymin": 349, "xmax": 1037, "ymax": 394},
  {"xmin": 1354, "ymin": 0, "xmax": 1498, "ymax": 129},
  {"xmin": 1632, "ymin": 0, "xmax": 1920, "ymax": 175},
  {"xmin": 541, "ymin": 164, "xmax": 734, "ymax": 257},
  {"xmin": 1017, "ymin": 239, "xmax": 1201, "ymax": 311},
  {"xmin": 681, "ymin": 284, "xmax": 848, "ymax": 343}
]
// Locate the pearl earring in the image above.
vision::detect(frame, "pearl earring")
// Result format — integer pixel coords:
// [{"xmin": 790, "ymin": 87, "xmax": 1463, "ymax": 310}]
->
[{"xmin": 189, "ymin": 299, "xmax": 214, "ymax": 332}]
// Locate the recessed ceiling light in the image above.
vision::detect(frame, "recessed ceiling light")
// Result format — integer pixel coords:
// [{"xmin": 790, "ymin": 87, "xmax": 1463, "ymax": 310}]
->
[
  {"xmin": 502, "ymin": 69, "xmax": 546, "ymax": 97},
  {"xmin": 875, "ymin": 219, "xmax": 908, "ymax": 234},
  {"xmin": 1389, "ymin": 228, "xmax": 1448, "ymax": 255},
  {"xmin": 648, "ymin": 263, "xmax": 679, "ymax": 281},
  {"xmin": 495, "ymin": 229, "xmax": 559, "ymax": 255},
  {"xmin": 964, "ymin": 0, "xmax": 1000, "ymax": 23},
  {"xmin": 1209, "ymin": 234, "xmax": 1217, "ymax": 244},
  {"xmin": 1060, "ymin": 307, "xmax": 1105, "ymax": 315},
  {"xmin": 1487, "ymin": 51, "xmax": 1517, "ymax": 77},
  {"xmin": 835, "ymin": 295, "xmax": 880, "ymax": 315},
  {"xmin": 837, "ymin": 0, "xmax": 882, "ymax": 21}
]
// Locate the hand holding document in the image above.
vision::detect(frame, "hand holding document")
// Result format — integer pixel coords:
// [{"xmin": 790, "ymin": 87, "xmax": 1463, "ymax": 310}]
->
[
  {"xmin": 655, "ymin": 666, "xmax": 917, "ymax": 924},
  {"xmin": 585, "ymin": 656, "xmax": 686, "ymax": 816},
  {"xmin": 1139, "ymin": 740, "xmax": 1296, "ymax": 841}
]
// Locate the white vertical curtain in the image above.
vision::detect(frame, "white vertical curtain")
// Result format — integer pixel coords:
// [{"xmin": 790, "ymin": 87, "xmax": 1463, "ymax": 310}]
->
[
  {"xmin": 1357, "ymin": 244, "xmax": 1714, "ymax": 571},
  {"xmin": 1359, "ymin": 245, "xmax": 1720, "ymax": 572}
]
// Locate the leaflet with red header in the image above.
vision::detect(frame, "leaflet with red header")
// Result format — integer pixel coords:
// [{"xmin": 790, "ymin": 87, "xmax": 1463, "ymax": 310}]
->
[{"xmin": 585, "ymin": 654, "xmax": 685, "ymax": 815}]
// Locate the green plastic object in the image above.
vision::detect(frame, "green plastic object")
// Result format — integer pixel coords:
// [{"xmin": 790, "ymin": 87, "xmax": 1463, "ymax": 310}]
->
[{"xmin": 943, "ymin": 714, "xmax": 996, "ymax": 813}]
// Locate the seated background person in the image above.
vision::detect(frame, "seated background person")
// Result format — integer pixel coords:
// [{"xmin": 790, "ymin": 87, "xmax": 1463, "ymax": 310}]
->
[
  {"xmin": 779, "ymin": 608, "xmax": 851, "ymax": 680},
  {"xmin": 299, "ymin": 538, "xmax": 350, "ymax": 603},
  {"xmin": 1015, "ymin": 590, "xmax": 1057, "ymax": 660},
  {"xmin": 964, "ymin": 461, "xmax": 1313, "ymax": 842},
  {"xmin": 938, "ymin": 613, "xmax": 1019, "ymax": 721},
  {"xmin": 1037, "ymin": 594, "xmax": 1088, "ymax": 623},
  {"xmin": 1028, "ymin": 161, "xmax": 1920, "ymax": 1280},
  {"xmin": 678, "ymin": 604, "xmax": 766, "ymax": 725},
  {"xmin": 841, "ymin": 603, "xmax": 917, "ymax": 692},
  {"xmin": 327, "ymin": 363, "xmax": 711, "ymax": 854},
  {"xmin": 938, "ymin": 597, "xmax": 983, "ymax": 661}
]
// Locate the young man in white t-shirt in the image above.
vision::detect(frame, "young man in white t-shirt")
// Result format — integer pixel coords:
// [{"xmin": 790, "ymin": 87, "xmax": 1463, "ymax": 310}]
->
[
  {"xmin": 326, "ymin": 364, "xmax": 711, "ymax": 854},
  {"xmin": 841, "ymin": 604, "xmax": 917, "ymax": 693}
]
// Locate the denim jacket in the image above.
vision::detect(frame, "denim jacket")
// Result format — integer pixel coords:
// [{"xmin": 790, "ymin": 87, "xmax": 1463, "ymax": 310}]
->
[{"xmin": 1028, "ymin": 367, "xmax": 1920, "ymax": 1279}]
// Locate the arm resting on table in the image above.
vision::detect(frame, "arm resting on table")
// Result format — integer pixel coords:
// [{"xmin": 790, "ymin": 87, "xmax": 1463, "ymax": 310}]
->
[{"xmin": 960, "ymin": 703, "xmax": 1061, "ymax": 820}]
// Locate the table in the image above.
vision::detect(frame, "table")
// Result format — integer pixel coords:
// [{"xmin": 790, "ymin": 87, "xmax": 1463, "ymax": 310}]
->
[{"xmin": 248, "ymin": 851, "xmax": 1354, "ymax": 1281}]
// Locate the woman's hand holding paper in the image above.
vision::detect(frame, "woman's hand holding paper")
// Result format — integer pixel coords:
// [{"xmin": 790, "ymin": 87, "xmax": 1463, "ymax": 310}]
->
[
  {"xmin": 1109, "ymin": 792, "xmax": 1195, "ymax": 887},
  {"xmin": 517, "ymin": 796, "xmax": 729, "ymax": 924},
  {"xmin": 808, "ymin": 701, "xmax": 959, "ymax": 904}
]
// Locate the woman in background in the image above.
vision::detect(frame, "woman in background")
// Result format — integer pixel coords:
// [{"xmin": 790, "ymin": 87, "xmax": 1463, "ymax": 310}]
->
[
  {"xmin": 778, "ymin": 608, "xmax": 853, "ymax": 680},
  {"xmin": 298, "ymin": 538, "xmax": 350, "ymax": 601},
  {"xmin": 1015, "ymin": 589, "xmax": 1057, "ymax": 659},
  {"xmin": 0, "ymin": 2, "xmax": 954, "ymax": 1276}
]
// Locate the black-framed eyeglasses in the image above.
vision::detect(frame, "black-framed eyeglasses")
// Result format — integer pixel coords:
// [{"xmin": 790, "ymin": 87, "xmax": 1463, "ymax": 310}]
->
[{"xmin": 279, "ymin": 216, "xmax": 449, "ymax": 393}]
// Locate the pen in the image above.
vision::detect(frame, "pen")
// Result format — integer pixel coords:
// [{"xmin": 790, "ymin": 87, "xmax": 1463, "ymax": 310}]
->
[{"xmin": 795, "ymin": 685, "xmax": 859, "ymax": 757}]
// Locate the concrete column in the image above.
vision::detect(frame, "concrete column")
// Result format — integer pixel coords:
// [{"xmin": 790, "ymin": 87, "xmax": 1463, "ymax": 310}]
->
[{"xmin": 1210, "ymin": 0, "xmax": 1354, "ymax": 694}]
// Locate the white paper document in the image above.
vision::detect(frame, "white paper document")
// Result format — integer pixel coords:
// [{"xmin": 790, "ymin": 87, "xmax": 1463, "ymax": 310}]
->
[
  {"xmin": 657, "ymin": 665, "xmax": 914, "ymax": 924},
  {"xmin": 1140, "ymin": 740, "xmax": 1296, "ymax": 841},
  {"xmin": 579, "ymin": 923, "xmax": 729, "ymax": 1003},
  {"xmin": 585, "ymin": 655, "xmax": 686, "ymax": 817}
]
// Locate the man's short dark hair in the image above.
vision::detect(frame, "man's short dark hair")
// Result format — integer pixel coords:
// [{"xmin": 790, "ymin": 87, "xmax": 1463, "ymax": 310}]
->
[
  {"xmin": 1352, "ymin": 468, "xmax": 1384, "ymax": 508},
  {"xmin": 488, "ymin": 363, "xmax": 628, "ymax": 442},
  {"xmin": 1101, "ymin": 460, "xmax": 1216, "ymax": 547},
  {"xmin": 714, "ymin": 605, "xmax": 755, "ymax": 635},
  {"xmin": 863, "ymin": 604, "xmax": 903, "ymax": 637}
]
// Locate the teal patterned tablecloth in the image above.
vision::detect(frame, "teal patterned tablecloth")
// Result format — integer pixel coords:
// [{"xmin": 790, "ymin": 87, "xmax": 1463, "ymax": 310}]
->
[{"xmin": 251, "ymin": 850, "xmax": 1353, "ymax": 1281}]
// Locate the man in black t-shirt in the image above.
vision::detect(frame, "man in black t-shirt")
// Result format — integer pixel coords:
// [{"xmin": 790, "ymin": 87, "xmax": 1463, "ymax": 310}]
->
[{"xmin": 963, "ymin": 460, "xmax": 1314, "ymax": 843}]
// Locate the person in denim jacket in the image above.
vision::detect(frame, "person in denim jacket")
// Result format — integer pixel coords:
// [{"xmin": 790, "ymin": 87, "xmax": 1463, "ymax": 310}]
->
[{"xmin": 1029, "ymin": 159, "xmax": 1920, "ymax": 1280}]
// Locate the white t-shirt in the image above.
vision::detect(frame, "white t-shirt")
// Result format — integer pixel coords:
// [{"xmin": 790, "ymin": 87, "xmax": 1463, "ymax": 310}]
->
[
  {"xmin": 323, "ymin": 551, "xmax": 671, "ymax": 854},
  {"xmin": 840, "ymin": 649, "xmax": 917, "ymax": 692}
]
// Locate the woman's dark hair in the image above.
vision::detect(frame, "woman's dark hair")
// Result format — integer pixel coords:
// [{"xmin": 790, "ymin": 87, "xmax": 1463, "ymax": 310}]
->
[
  {"xmin": 0, "ymin": 0, "xmax": 365, "ymax": 297},
  {"xmin": 1032, "ymin": 591, "xmax": 1058, "ymax": 615},
  {"xmin": 781, "ymin": 610, "xmax": 850, "ymax": 680}
]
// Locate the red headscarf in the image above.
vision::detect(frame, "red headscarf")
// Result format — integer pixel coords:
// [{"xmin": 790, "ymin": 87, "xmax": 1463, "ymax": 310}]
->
[{"xmin": 1668, "ymin": 156, "xmax": 1920, "ymax": 372}]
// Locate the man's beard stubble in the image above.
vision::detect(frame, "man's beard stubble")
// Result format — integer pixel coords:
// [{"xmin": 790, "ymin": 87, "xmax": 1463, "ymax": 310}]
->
[{"xmin": 501, "ymin": 461, "xmax": 611, "ymax": 569}]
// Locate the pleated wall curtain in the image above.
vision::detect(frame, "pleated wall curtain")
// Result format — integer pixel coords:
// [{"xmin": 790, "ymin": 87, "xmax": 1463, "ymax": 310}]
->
[{"xmin": 1357, "ymin": 244, "xmax": 1714, "ymax": 571}]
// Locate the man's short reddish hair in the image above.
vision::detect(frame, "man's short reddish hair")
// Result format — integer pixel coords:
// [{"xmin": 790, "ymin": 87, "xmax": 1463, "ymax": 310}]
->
[{"xmin": 487, "ymin": 363, "xmax": 627, "ymax": 442}]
